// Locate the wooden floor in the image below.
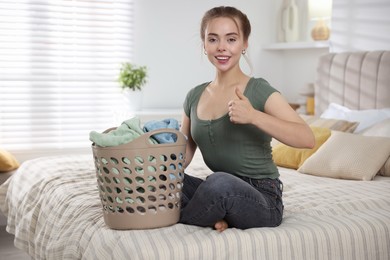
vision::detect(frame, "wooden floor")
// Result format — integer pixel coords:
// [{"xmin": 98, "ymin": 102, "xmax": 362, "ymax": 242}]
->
[{"xmin": 0, "ymin": 225, "xmax": 31, "ymax": 260}]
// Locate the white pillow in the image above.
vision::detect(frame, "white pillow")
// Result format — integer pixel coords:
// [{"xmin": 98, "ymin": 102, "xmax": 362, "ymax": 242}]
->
[
  {"xmin": 320, "ymin": 103, "xmax": 390, "ymax": 133},
  {"xmin": 298, "ymin": 131, "xmax": 390, "ymax": 181}
]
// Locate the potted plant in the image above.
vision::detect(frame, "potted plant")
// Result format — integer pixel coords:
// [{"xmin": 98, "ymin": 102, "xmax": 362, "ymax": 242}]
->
[
  {"xmin": 118, "ymin": 62, "xmax": 148, "ymax": 91},
  {"xmin": 118, "ymin": 62, "xmax": 148, "ymax": 111}
]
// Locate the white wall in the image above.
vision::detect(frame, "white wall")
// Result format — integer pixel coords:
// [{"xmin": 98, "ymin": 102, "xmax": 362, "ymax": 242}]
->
[
  {"xmin": 331, "ymin": 0, "xmax": 390, "ymax": 52},
  {"xmin": 133, "ymin": 0, "xmax": 320, "ymax": 109}
]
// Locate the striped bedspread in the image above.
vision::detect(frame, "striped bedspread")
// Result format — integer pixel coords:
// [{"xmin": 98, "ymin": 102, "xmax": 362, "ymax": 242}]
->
[{"xmin": 1, "ymin": 153, "xmax": 390, "ymax": 260}]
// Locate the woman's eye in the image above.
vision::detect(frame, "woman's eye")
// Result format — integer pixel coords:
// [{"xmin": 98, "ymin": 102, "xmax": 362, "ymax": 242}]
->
[
  {"xmin": 208, "ymin": 38, "xmax": 217, "ymax": 43},
  {"xmin": 228, "ymin": 38, "xmax": 237, "ymax": 43}
]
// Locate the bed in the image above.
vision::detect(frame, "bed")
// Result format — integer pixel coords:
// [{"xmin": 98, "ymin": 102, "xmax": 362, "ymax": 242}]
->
[{"xmin": 1, "ymin": 50, "xmax": 390, "ymax": 260}]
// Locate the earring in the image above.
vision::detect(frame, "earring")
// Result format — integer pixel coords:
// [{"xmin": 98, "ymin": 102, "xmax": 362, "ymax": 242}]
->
[
  {"xmin": 242, "ymin": 49, "xmax": 246, "ymax": 55},
  {"xmin": 204, "ymin": 50, "xmax": 207, "ymax": 55}
]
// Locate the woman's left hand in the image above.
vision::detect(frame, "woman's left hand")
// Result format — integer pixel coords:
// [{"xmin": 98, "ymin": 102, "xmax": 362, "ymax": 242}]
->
[{"xmin": 228, "ymin": 88, "xmax": 256, "ymax": 124}]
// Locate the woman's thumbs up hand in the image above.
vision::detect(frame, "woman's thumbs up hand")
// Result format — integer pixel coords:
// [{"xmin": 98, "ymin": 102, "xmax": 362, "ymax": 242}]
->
[{"xmin": 227, "ymin": 88, "xmax": 256, "ymax": 124}]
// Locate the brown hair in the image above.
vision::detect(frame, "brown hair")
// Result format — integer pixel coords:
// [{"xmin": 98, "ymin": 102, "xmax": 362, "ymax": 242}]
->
[{"xmin": 200, "ymin": 6, "xmax": 251, "ymax": 43}]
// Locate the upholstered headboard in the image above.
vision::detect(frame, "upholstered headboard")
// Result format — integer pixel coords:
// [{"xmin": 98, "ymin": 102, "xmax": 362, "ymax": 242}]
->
[{"xmin": 314, "ymin": 50, "xmax": 390, "ymax": 115}]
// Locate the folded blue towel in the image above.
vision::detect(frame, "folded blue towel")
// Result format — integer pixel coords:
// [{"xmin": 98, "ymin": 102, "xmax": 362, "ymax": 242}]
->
[{"xmin": 143, "ymin": 118, "xmax": 180, "ymax": 143}]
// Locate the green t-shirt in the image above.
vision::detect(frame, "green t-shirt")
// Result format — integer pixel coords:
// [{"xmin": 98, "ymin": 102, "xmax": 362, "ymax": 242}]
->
[{"xmin": 183, "ymin": 77, "xmax": 279, "ymax": 179}]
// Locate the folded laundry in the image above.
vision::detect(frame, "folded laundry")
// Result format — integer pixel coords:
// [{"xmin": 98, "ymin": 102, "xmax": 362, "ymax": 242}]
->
[
  {"xmin": 89, "ymin": 117, "xmax": 156, "ymax": 147},
  {"xmin": 143, "ymin": 118, "xmax": 180, "ymax": 143}
]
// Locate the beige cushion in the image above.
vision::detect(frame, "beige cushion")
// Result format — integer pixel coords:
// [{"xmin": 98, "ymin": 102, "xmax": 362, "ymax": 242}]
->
[
  {"xmin": 298, "ymin": 131, "xmax": 390, "ymax": 181},
  {"xmin": 300, "ymin": 115, "xmax": 359, "ymax": 133}
]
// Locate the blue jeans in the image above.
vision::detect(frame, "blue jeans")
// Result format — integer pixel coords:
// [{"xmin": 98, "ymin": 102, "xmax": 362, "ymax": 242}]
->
[{"xmin": 179, "ymin": 172, "xmax": 284, "ymax": 229}]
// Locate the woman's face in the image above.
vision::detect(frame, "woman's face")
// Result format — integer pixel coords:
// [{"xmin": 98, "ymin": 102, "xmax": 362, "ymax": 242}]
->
[{"xmin": 203, "ymin": 17, "xmax": 247, "ymax": 73}]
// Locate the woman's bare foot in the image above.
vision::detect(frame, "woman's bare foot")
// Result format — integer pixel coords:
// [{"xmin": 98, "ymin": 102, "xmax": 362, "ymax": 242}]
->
[{"xmin": 214, "ymin": 220, "xmax": 228, "ymax": 232}]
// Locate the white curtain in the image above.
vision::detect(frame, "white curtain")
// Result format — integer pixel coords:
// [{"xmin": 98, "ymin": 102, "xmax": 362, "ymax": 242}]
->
[{"xmin": 0, "ymin": 0, "xmax": 133, "ymax": 152}]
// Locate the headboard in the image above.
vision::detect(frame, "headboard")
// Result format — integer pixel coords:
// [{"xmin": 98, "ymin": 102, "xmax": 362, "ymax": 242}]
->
[{"xmin": 314, "ymin": 50, "xmax": 390, "ymax": 115}]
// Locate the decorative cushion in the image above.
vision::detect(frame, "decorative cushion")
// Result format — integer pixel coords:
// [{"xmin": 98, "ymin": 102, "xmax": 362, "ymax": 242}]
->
[
  {"xmin": 272, "ymin": 127, "xmax": 331, "ymax": 169},
  {"xmin": 320, "ymin": 103, "xmax": 390, "ymax": 133},
  {"xmin": 300, "ymin": 114, "xmax": 359, "ymax": 133},
  {"xmin": 0, "ymin": 149, "xmax": 20, "ymax": 172},
  {"xmin": 298, "ymin": 131, "xmax": 390, "ymax": 181}
]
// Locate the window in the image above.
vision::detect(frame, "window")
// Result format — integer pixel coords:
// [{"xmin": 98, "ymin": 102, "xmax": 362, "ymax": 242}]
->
[{"xmin": 0, "ymin": 0, "xmax": 133, "ymax": 154}]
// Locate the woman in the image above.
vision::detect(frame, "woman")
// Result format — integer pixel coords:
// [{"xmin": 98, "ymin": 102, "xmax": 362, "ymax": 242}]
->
[{"xmin": 179, "ymin": 6, "xmax": 315, "ymax": 232}]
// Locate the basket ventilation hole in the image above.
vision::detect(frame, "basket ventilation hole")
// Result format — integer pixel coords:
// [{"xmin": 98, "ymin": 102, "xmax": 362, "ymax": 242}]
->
[
  {"xmin": 160, "ymin": 155, "xmax": 168, "ymax": 162},
  {"xmin": 147, "ymin": 166, "xmax": 157, "ymax": 173},
  {"xmin": 136, "ymin": 186, "xmax": 145, "ymax": 194},
  {"xmin": 115, "ymin": 187, "xmax": 122, "ymax": 194},
  {"xmin": 116, "ymin": 206, "xmax": 124, "ymax": 213},
  {"xmin": 148, "ymin": 195, "xmax": 157, "ymax": 202},
  {"xmin": 135, "ymin": 156, "xmax": 144, "ymax": 165},
  {"xmin": 106, "ymin": 187, "xmax": 113, "ymax": 193},
  {"xmin": 159, "ymin": 185, "xmax": 167, "ymax": 192},
  {"xmin": 123, "ymin": 177, "xmax": 132, "ymax": 185},
  {"xmin": 137, "ymin": 206, "xmax": 146, "ymax": 214},
  {"xmin": 148, "ymin": 156, "xmax": 156, "ymax": 163},
  {"xmin": 159, "ymin": 165, "xmax": 167, "ymax": 171},
  {"xmin": 101, "ymin": 158, "xmax": 108, "ymax": 165},
  {"xmin": 104, "ymin": 177, "xmax": 111, "ymax": 183},
  {"xmin": 122, "ymin": 157, "xmax": 131, "ymax": 165},
  {"xmin": 110, "ymin": 157, "xmax": 119, "ymax": 165},
  {"xmin": 122, "ymin": 167, "xmax": 131, "ymax": 174},
  {"xmin": 159, "ymin": 174, "xmax": 167, "ymax": 181},
  {"xmin": 169, "ymin": 173, "xmax": 176, "ymax": 181},
  {"xmin": 135, "ymin": 176, "xmax": 145, "ymax": 184},
  {"xmin": 169, "ymin": 164, "xmax": 176, "ymax": 170},
  {"xmin": 113, "ymin": 177, "xmax": 120, "ymax": 184},
  {"xmin": 159, "ymin": 194, "xmax": 166, "ymax": 201},
  {"xmin": 107, "ymin": 196, "xmax": 114, "ymax": 203},
  {"xmin": 170, "ymin": 154, "xmax": 177, "ymax": 160},
  {"xmin": 158, "ymin": 205, "xmax": 167, "ymax": 211},
  {"xmin": 124, "ymin": 187, "xmax": 133, "ymax": 194},
  {"xmin": 116, "ymin": 197, "xmax": 123, "ymax": 204},
  {"xmin": 148, "ymin": 206, "xmax": 157, "ymax": 214},
  {"xmin": 135, "ymin": 167, "xmax": 144, "ymax": 174},
  {"xmin": 111, "ymin": 168, "xmax": 120, "ymax": 175},
  {"xmin": 148, "ymin": 176, "xmax": 157, "ymax": 182},
  {"xmin": 147, "ymin": 185, "xmax": 156, "ymax": 192},
  {"xmin": 126, "ymin": 206, "xmax": 134, "ymax": 214},
  {"xmin": 136, "ymin": 196, "xmax": 145, "ymax": 204},
  {"xmin": 103, "ymin": 167, "xmax": 110, "ymax": 174},
  {"xmin": 168, "ymin": 203, "xmax": 174, "ymax": 209},
  {"xmin": 125, "ymin": 197, "xmax": 135, "ymax": 204},
  {"xmin": 169, "ymin": 183, "xmax": 175, "ymax": 190}
]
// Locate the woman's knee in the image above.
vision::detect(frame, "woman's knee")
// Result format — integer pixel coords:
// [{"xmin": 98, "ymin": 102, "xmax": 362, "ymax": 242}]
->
[{"xmin": 203, "ymin": 172, "xmax": 241, "ymax": 192}]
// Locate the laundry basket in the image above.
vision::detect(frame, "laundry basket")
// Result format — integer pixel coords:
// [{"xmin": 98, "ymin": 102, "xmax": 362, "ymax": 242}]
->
[{"xmin": 92, "ymin": 128, "xmax": 186, "ymax": 230}]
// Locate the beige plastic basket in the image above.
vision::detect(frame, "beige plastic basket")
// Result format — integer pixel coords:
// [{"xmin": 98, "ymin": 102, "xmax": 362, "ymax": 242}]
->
[{"xmin": 92, "ymin": 128, "xmax": 186, "ymax": 230}]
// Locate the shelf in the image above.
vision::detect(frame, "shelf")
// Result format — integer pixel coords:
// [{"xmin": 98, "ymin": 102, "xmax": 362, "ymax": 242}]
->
[{"xmin": 263, "ymin": 41, "xmax": 329, "ymax": 50}]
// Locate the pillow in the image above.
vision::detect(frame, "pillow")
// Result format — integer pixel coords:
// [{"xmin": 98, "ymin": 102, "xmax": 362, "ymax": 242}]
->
[
  {"xmin": 300, "ymin": 114, "xmax": 359, "ymax": 133},
  {"xmin": 320, "ymin": 103, "xmax": 390, "ymax": 133},
  {"xmin": 272, "ymin": 127, "xmax": 331, "ymax": 169},
  {"xmin": 359, "ymin": 118, "xmax": 390, "ymax": 176},
  {"xmin": 379, "ymin": 157, "xmax": 390, "ymax": 177},
  {"xmin": 359, "ymin": 118, "xmax": 390, "ymax": 138},
  {"xmin": 0, "ymin": 149, "xmax": 20, "ymax": 172},
  {"xmin": 298, "ymin": 131, "xmax": 390, "ymax": 181}
]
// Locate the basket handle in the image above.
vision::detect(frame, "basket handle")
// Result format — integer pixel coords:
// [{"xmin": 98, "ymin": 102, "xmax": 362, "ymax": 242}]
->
[{"xmin": 142, "ymin": 128, "xmax": 187, "ymax": 147}]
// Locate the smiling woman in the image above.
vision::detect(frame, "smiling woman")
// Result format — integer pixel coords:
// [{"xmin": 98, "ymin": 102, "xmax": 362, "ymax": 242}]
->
[{"xmin": 0, "ymin": 0, "xmax": 135, "ymax": 157}]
